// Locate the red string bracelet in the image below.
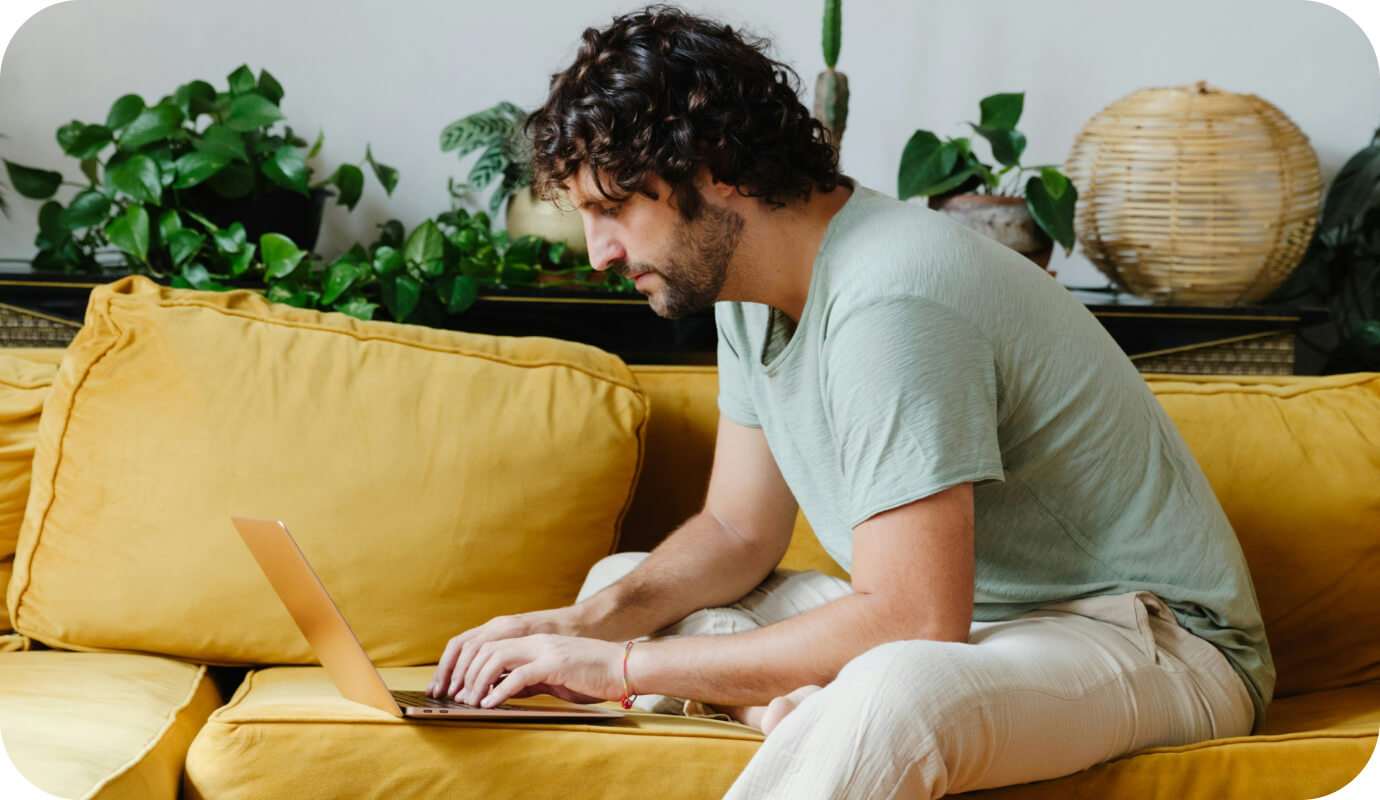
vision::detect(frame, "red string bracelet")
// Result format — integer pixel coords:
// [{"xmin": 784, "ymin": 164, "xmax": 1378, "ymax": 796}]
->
[{"xmin": 620, "ymin": 640, "xmax": 637, "ymax": 709}]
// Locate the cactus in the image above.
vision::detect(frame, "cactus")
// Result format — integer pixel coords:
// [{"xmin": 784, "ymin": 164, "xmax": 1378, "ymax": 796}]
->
[{"xmin": 814, "ymin": 0, "xmax": 848, "ymax": 147}]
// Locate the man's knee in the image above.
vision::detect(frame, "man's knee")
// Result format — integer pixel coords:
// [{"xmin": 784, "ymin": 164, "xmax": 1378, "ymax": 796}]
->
[
  {"xmin": 576, "ymin": 551, "xmax": 649, "ymax": 603},
  {"xmin": 816, "ymin": 639, "xmax": 981, "ymax": 737}
]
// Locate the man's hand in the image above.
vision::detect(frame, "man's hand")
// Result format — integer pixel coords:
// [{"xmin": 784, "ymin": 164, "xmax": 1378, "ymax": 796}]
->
[
  {"xmin": 428, "ymin": 609, "xmax": 581, "ymax": 699},
  {"xmin": 449, "ymin": 634, "xmax": 624, "ymax": 708}
]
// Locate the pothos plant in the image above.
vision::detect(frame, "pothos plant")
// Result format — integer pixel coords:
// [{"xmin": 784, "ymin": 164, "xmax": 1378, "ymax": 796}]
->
[
  {"xmin": 1, "ymin": 64, "xmax": 397, "ymax": 276},
  {"xmin": 897, "ymin": 92, "xmax": 1078, "ymax": 255},
  {"xmin": 244, "ymin": 190, "xmax": 636, "ymax": 326}
]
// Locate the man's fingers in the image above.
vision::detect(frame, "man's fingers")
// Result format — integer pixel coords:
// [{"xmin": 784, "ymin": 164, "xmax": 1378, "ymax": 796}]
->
[
  {"xmin": 429, "ymin": 634, "xmax": 471, "ymax": 696},
  {"xmin": 481, "ymin": 665, "xmax": 533, "ymax": 708},
  {"xmin": 457, "ymin": 640, "xmax": 495, "ymax": 698},
  {"xmin": 467, "ymin": 648, "xmax": 514, "ymax": 706}
]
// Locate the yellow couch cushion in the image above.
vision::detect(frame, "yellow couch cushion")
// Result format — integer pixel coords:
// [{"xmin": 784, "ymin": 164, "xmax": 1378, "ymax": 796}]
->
[
  {"xmin": 623, "ymin": 365, "xmax": 847, "ymax": 580},
  {"xmin": 0, "ymin": 354, "xmax": 58, "ymax": 632},
  {"xmin": 183, "ymin": 665, "xmax": 764, "ymax": 800},
  {"xmin": 965, "ymin": 682, "xmax": 1380, "ymax": 799},
  {"xmin": 7, "ymin": 275, "xmax": 647, "ymax": 666},
  {"xmin": 0, "ymin": 650, "xmax": 223, "ymax": 800},
  {"xmin": 1147, "ymin": 372, "xmax": 1380, "ymax": 697},
  {"xmin": 181, "ymin": 666, "xmax": 1376, "ymax": 800}
]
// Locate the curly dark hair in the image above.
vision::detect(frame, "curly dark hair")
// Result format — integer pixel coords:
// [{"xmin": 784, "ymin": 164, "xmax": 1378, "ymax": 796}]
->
[{"xmin": 525, "ymin": 4, "xmax": 842, "ymax": 221}]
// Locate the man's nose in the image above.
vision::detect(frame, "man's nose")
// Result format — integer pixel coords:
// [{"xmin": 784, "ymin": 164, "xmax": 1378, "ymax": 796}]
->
[{"xmin": 585, "ymin": 221, "xmax": 626, "ymax": 273}]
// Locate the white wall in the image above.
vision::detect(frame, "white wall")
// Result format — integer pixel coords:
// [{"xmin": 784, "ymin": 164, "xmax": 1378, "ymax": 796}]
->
[{"xmin": 1, "ymin": 0, "xmax": 1377, "ymax": 290}]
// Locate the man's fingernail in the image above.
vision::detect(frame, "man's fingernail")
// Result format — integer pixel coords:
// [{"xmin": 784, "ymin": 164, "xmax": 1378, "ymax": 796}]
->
[{"xmin": 480, "ymin": 694, "xmax": 493, "ymax": 708}]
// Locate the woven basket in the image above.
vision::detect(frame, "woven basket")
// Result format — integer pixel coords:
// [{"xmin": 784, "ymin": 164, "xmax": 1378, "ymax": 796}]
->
[{"xmin": 1064, "ymin": 81, "xmax": 1321, "ymax": 305}]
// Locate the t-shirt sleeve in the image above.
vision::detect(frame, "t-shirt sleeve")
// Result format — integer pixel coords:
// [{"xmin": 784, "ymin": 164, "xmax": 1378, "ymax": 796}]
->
[
  {"xmin": 714, "ymin": 304, "xmax": 761, "ymax": 428},
  {"xmin": 823, "ymin": 295, "xmax": 1005, "ymax": 528}
]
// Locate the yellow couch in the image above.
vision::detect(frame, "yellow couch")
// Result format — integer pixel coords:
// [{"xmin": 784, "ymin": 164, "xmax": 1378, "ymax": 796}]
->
[{"xmin": 0, "ymin": 276, "xmax": 1376, "ymax": 799}]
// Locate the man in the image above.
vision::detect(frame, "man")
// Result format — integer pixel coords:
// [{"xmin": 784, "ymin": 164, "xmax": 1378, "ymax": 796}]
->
[{"xmin": 428, "ymin": 5, "xmax": 1273, "ymax": 797}]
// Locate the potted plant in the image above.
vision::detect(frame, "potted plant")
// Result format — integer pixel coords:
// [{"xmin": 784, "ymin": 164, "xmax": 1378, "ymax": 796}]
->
[
  {"xmin": 1265, "ymin": 127, "xmax": 1380, "ymax": 373},
  {"xmin": 439, "ymin": 101, "xmax": 588, "ymax": 260},
  {"xmin": 813, "ymin": 0, "xmax": 848, "ymax": 146},
  {"xmin": 896, "ymin": 92, "xmax": 1077, "ymax": 272},
  {"xmin": 1, "ymin": 64, "xmax": 397, "ymax": 276}
]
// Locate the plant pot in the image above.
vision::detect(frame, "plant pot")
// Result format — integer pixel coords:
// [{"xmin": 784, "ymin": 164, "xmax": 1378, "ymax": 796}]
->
[
  {"xmin": 927, "ymin": 194, "xmax": 1054, "ymax": 274},
  {"xmin": 179, "ymin": 185, "xmax": 334, "ymax": 253},
  {"xmin": 505, "ymin": 186, "xmax": 588, "ymax": 259}
]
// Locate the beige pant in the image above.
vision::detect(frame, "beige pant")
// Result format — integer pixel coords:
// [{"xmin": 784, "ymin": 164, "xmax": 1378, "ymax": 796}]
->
[{"xmin": 578, "ymin": 552, "xmax": 1255, "ymax": 800}]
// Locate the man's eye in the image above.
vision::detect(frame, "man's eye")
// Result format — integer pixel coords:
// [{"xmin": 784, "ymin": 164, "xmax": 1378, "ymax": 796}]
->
[{"xmin": 603, "ymin": 205, "xmax": 624, "ymax": 217}]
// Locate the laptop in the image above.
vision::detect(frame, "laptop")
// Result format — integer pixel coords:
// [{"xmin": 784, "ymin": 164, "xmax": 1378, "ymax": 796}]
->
[{"xmin": 230, "ymin": 516, "xmax": 625, "ymax": 722}]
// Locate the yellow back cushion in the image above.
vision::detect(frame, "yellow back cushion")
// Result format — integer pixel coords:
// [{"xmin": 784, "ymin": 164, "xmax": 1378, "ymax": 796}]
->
[
  {"xmin": 7, "ymin": 275, "xmax": 647, "ymax": 666},
  {"xmin": 0, "ymin": 354, "xmax": 59, "ymax": 632},
  {"xmin": 1149, "ymin": 372, "xmax": 1380, "ymax": 696}
]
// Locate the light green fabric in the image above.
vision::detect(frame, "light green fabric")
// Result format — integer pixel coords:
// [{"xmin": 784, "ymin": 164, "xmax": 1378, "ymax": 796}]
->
[{"xmin": 714, "ymin": 182, "xmax": 1274, "ymax": 731}]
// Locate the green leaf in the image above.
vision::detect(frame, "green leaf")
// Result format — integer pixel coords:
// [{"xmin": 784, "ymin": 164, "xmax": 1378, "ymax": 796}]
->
[
  {"xmin": 336, "ymin": 295, "xmax": 378, "ymax": 320},
  {"xmin": 1026, "ymin": 174, "xmax": 1078, "ymax": 255},
  {"xmin": 403, "ymin": 220, "xmax": 445, "ymax": 263},
  {"xmin": 56, "ymin": 189, "xmax": 111, "ymax": 230},
  {"xmin": 439, "ymin": 104, "xmax": 526, "ymax": 157},
  {"xmin": 467, "ymin": 143, "xmax": 507, "ymax": 191},
  {"xmin": 65, "ymin": 125, "xmax": 113, "ymax": 160},
  {"xmin": 364, "ymin": 144, "xmax": 399, "ymax": 195},
  {"xmin": 322, "ymin": 258, "xmax": 366, "ymax": 304},
  {"xmin": 307, "ymin": 129, "xmax": 324, "ymax": 159},
  {"xmin": 920, "ymin": 165, "xmax": 978, "ymax": 197},
  {"xmin": 376, "ymin": 219, "xmax": 405, "ymax": 249},
  {"xmin": 79, "ymin": 156, "xmax": 100, "ymax": 185},
  {"xmin": 104, "ymin": 204, "xmax": 150, "ymax": 262},
  {"xmin": 1353, "ymin": 319, "xmax": 1380, "ymax": 351},
  {"xmin": 106, "ymin": 154, "xmax": 162, "ymax": 204},
  {"xmin": 822, "ymin": 0, "xmax": 841, "ymax": 68},
  {"xmin": 1039, "ymin": 167, "xmax": 1070, "ymax": 200},
  {"xmin": 380, "ymin": 273, "xmax": 421, "ymax": 321},
  {"xmin": 227, "ymin": 65, "xmax": 256, "ymax": 95},
  {"xmin": 1318, "ymin": 142, "xmax": 1380, "ymax": 239},
  {"xmin": 229, "ymin": 243, "xmax": 257, "ymax": 276},
  {"xmin": 212, "ymin": 221, "xmax": 247, "ymax": 253},
  {"xmin": 4, "ymin": 160, "xmax": 64, "ymax": 199},
  {"xmin": 257, "ymin": 69, "xmax": 284, "ymax": 105},
  {"xmin": 106, "ymin": 94, "xmax": 146, "ymax": 131},
  {"xmin": 118, "ymin": 104, "xmax": 185, "ymax": 151},
  {"xmin": 448, "ymin": 274, "xmax": 479, "ymax": 313},
  {"xmin": 167, "ymin": 228, "xmax": 206, "ymax": 267},
  {"xmin": 971, "ymin": 124, "xmax": 1026, "ymax": 167},
  {"xmin": 373, "ymin": 245, "xmax": 402, "ymax": 276},
  {"xmin": 897, "ymin": 131, "xmax": 959, "ymax": 200},
  {"xmin": 172, "ymin": 151, "xmax": 229, "ymax": 190},
  {"xmin": 261, "ymin": 145, "xmax": 309, "ymax": 195},
  {"xmin": 56, "ymin": 121, "xmax": 83, "ymax": 154},
  {"xmin": 181, "ymin": 81, "xmax": 219, "ymax": 117},
  {"xmin": 331, "ymin": 164, "xmax": 364, "ymax": 211},
  {"xmin": 158, "ymin": 208, "xmax": 182, "ymax": 242},
  {"xmin": 978, "ymin": 93, "xmax": 1024, "ymax": 131},
  {"xmin": 261, "ymin": 233, "xmax": 306, "ymax": 279},
  {"xmin": 547, "ymin": 240, "xmax": 567, "ymax": 265},
  {"xmin": 224, "ymin": 94, "xmax": 285, "ymax": 132},
  {"xmin": 193, "ymin": 125, "xmax": 249, "ymax": 162},
  {"xmin": 181, "ymin": 262, "xmax": 215, "ymax": 289},
  {"xmin": 37, "ymin": 201, "xmax": 65, "ymax": 243}
]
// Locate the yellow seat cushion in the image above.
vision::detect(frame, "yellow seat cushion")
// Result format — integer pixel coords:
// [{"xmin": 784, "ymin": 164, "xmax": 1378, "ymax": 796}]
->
[
  {"xmin": 7, "ymin": 276, "xmax": 647, "ymax": 666},
  {"xmin": 0, "ymin": 354, "xmax": 59, "ymax": 632},
  {"xmin": 964, "ymin": 681, "xmax": 1380, "ymax": 799},
  {"xmin": 1147, "ymin": 372, "xmax": 1380, "ymax": 697},
  {"xmin": 0, "ymin": 650, "xmax": 223, "ymax": 800},
  {"xmin": 183, "ymin": 665, "xmax": 764, "ymax": 800}
]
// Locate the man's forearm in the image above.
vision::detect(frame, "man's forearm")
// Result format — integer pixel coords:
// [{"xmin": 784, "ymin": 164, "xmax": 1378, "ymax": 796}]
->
[
  {"xmin": 568, "ymin": 510, "xmax": 783, "ymax": 642},
  {"xmin": 624, "ymin": 592, "xmax": 964, "ymax": 707}
]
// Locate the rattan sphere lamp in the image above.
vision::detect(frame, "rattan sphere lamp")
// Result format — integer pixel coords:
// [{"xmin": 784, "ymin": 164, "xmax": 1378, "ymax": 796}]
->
[{"xmin": 1063, "ymin": 81, "xmax": 1321, "ymax": 305}]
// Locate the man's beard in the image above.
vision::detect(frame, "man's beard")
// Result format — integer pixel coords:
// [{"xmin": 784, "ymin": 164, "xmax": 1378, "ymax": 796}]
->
[{"xmin": 623, "ymin": 202, "xmax": 744, "ymax": 319}]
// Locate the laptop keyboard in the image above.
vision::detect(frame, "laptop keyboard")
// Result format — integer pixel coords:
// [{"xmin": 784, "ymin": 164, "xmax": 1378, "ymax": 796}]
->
[{"xmin": 391, "ymin": 690, "xmax": 526, "ymax": 711}]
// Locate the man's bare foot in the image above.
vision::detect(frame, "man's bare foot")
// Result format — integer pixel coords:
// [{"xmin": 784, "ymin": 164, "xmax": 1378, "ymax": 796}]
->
[
  {"xmin": 760, "ymin": 684, "xmax": 823, "ymax": 735},
  {"xmin": 711, "ymin": 702, "xmax": 768, "ymax": 730}
]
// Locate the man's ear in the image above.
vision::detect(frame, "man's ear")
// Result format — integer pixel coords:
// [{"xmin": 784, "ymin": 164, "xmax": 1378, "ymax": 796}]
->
[{"xmin": 698, "ymin": 164, "xmax": 736, "ymax": 199}]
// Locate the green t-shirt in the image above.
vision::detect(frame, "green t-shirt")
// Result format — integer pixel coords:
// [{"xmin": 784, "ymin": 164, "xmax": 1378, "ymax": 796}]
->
[{"xmin": 715, "ymin": 182, "xmax": 1275, "ymax": 730}]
